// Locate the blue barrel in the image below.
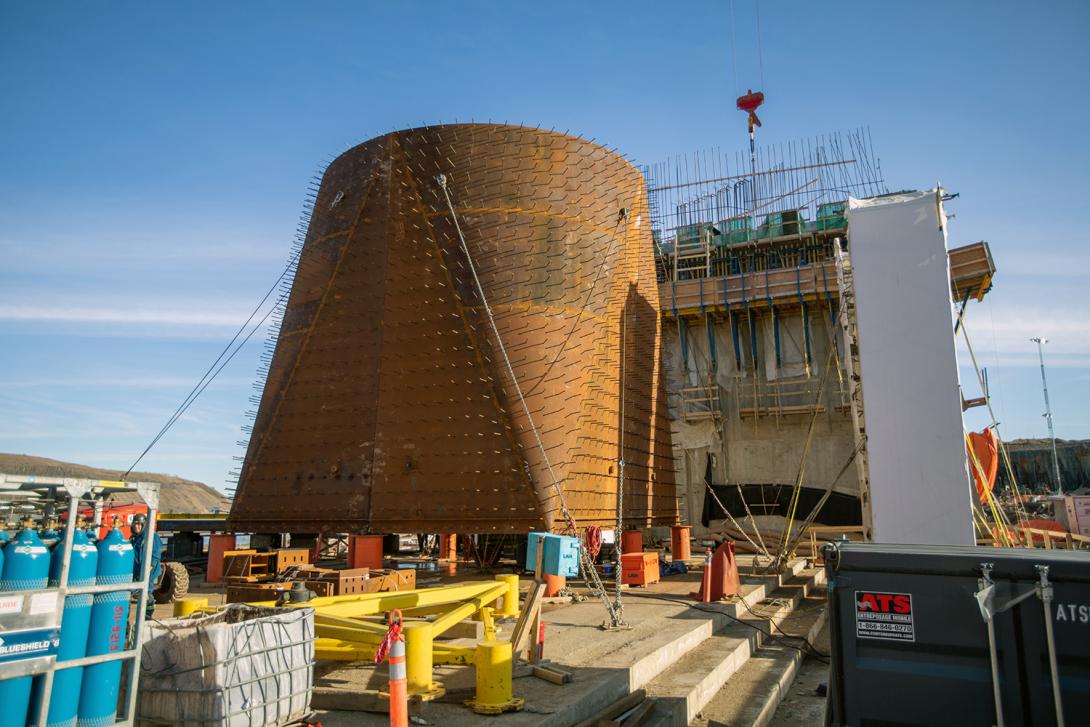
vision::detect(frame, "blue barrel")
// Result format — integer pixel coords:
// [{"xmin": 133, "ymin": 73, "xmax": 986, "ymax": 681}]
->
[
  {"xmin": 0, "ymin": 529, "xmax": 51, "ymax": 727},
  {"xmin": 76, "ymin": 528, "xmax": 133, "ymax": 727},
  {"xmin": 42, "ymin": 530, "xmax": 98, "ymax": 727}
]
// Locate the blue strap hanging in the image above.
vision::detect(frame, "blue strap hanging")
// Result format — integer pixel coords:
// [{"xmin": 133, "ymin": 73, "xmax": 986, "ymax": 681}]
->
[
  {"xmin": 729, "ymin": 310, "xmax": 742, "ymax": 371},
  {"xmin": 679, "ymin": 318, "xmax": 690, "ymax": 373},
  {"xmin": 741, "ymin": 269, "xmax": 758, "ymax": 371},
  {"xmin": 796, "ymin": 266, "xmax": 813, "ymax": 372},
  {"xmin": 706, "ymin": 315, "xmax": 718, "ymax": 373},
  {"xmin": 764, "ymin": 263, "xmax": 781, "ymax": 368}
]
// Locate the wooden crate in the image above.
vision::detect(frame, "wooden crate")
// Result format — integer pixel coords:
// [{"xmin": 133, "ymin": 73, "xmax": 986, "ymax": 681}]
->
[
  {"xmin": 282, "ymin": 566, "xmax": 370, "ymax": 595},
  {"xmin": 221, "ymin": 550, "xmax": 260, "ymax": 580},
  {"xmin": 223, "ymin": 549, "xmax": 312, "ymax": 582},
  {"xmin": 363, "ymin": 569, "xmax": 415, "ymax": 593},
  {"xmin": 225, "ymin": 582, "xmax": 288, "ymax": 603},
  {"xmin": 273, "ymin": 548, "xmax": 311, "ymax": 571}
]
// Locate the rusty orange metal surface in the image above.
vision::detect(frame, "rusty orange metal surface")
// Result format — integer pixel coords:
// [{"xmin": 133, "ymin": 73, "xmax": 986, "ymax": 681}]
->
[{"xmin": 228, "ymin": 124, "xmax": 677, "ymax": 534}]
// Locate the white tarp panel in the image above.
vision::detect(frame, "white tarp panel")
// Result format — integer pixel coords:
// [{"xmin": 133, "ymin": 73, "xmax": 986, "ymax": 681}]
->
[{"xmin": 847, "ymin": 190, "xmax": 974, "ymax": 546}]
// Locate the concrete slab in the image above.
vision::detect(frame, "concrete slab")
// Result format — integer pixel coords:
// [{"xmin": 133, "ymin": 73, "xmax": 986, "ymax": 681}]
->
[{"xmin": 308, "ymin": 558, "xmax": 816, "ymax": 726}]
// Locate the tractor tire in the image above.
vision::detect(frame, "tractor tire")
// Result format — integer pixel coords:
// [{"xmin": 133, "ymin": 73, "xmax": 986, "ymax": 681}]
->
[{"xmin": 154, "ymin": 561, "xmax": 190, "ymax": 604}]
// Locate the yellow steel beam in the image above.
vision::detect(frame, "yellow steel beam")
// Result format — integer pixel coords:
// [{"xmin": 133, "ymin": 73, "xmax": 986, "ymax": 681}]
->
[
  {"xmin": 313, "ymin": 615, "xmax": 390, "ymax": 644},
  {"xmin": 430, "ymin": 582, "xmax": 507, "ymax": 637},
  {"xmin": 315, "ymin": 638, "xmax": 472, "ymax": 660},
  {"xmin": 433, "ymin": 644, "xmax": 476, "ymax": 665},
  {"xmin": 315, "ymin": 638, "xmax": 377, "ymax": 661},
  {"xmin": 270, "ymin": 581, "xmax": 506, "ymax": 619}
]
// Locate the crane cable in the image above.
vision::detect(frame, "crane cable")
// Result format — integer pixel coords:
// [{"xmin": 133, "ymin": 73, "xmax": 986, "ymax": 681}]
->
[
  {"xmin": 122, "ymin": 247, "xmax": 300, "ymax": 478},
  {"xmin": 775, "ymin": 341, "xmax": 837, "ymax": 569},
  {"xmin": 437, "ymin": 173, "xmax": 625, "ymax": 628},
  {"xmin": 954, "ymin": 301, "xmax": 1030, "ymax": 525}
]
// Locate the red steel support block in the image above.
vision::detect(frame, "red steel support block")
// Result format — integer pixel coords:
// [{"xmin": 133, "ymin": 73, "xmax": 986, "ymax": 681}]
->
[
  {"xmin": 440, "ymin": 534, "xmax": 457, "ymax": 561},
  {"xmin": 206, "ymin": 534, "xmax": 237, "ymax": 584},
  {"xmin": 348, "ymin": 534, "xmax": 384, "ymax": 570},
  {"xmin": 621, "ymin": 530, "xmax": 644, "ymax": 555}
]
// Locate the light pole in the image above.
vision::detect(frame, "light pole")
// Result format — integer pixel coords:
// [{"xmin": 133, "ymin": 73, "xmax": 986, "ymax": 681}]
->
[{"xmin": 1030, "ymin": 337, "xmax": 1062, "ymax": 495}]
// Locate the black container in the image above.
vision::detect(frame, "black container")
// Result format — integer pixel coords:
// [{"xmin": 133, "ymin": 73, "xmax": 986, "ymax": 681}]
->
[{"xmin": 823, "ymin": 541, "xmax": 1090, "ymax": 726}]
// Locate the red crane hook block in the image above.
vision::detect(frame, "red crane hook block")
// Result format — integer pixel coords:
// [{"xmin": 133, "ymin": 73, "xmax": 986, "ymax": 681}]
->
[{"xmin": 736, "ymin": 89, "xmax": 765, "ymax": 130}]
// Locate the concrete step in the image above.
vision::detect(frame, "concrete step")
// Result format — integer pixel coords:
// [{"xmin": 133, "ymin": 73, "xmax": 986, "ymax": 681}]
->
[
  {"xmin": 687, "ymin": 594, "xmax": 829, "ymax": 727},
  {"xmin": 640, "ymin": 567, "xmax": 826, "ymax": 727},
  {"xmin": 552, "ymin": 559, "xmax": 811, "ymax": 690}
]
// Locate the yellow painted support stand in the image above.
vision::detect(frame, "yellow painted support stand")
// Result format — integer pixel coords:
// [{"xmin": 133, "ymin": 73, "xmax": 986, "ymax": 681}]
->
[
  {"xmin": 478, "ymin": 607, "xmax": 496, "ymax": 641},
  {"xmin": 403, "ymin": 623, "xmax": 444, "ymax": 700},
  {"xmin": 465, "ymin": 640, "xmax": 523, "ymax": 715},
  {"xmin": 496, "ymin": 574, "xmax": 519, "ymax": 617},
  {"xmin": 172, "ymin": 597, "xmax": 208, "ymax": 617},
  {"xmin": 238, "ymin": 580, "xmax": 510, "ymax": 697}
]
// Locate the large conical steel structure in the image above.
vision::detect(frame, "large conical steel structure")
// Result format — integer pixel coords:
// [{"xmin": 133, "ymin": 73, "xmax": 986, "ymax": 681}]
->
[{"xmin": 228, "ymin": 124, "xmax": 676, "ymax": 534}]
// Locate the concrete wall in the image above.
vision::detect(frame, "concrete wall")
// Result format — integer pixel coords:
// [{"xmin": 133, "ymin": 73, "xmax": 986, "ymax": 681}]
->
[{"xmin": 663, "ymin": 307, "xmax": 858, "ymax": 535}]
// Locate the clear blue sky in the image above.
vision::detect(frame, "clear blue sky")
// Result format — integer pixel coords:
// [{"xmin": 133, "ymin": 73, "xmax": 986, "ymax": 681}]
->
[{"xmin": 2, "ymin": 1, "xmax": 1087, "ymax": 490}]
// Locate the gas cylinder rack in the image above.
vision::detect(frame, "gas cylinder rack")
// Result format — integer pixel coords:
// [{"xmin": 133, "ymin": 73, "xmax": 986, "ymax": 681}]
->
[{"xmin": 0, "ymin": 473, "xmax": 160, "ymax": 727}]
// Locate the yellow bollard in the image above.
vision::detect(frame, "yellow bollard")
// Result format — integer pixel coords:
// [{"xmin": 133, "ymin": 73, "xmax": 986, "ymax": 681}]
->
[
  {"xmin": 495, "ymin": 574, "xmax": 520, "ymax": 618},
  {"xmin": 402, "ymin": 623, "xmax": 444, "ymax": 700},
  {"xmin": 172, "ymin": 597, "xmax": 208, "ymax": 617},
  {"xmin": 465, "ymin": 640, "xmax": 524, "ymax": 715}
]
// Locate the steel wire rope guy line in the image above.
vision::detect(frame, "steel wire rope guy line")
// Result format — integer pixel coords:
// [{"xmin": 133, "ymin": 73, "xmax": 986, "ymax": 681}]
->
[{"xmin": 436, "ymin": 173, "xmax": 625, "ymax": 629}]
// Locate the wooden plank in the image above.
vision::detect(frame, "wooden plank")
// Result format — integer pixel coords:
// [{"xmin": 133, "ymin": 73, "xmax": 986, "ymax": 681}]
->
[
  {"xmin": 623, "ymin": 699, "xmax": 657, "ymax": 725},
  {"xmin": 511, "ymin": 581, "xmax": 545, "ymax": 658},
  {"xmin": 573, "ymin": 690, "xmax": 647, "ymax": 727},
  {"xmin": 532, "ymin": 665, "xmax": 572, "ymax": 685}
]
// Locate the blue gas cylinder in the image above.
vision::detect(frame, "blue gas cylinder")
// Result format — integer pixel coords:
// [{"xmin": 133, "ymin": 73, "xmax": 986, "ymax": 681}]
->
[
  {"xmin": 42, "ymin": 530, "xmax": 98, "ymax": 727},
  {"xmin": 77, "ymin": 528, "xmax": 133, "ymax": 727},
  {"xmin": 0, "ymin": 529, "xmax": 52, "ymax": 727}
]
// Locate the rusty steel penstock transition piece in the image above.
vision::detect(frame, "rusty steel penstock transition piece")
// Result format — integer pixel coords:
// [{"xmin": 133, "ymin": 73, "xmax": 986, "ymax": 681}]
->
[{"xmin": 227, "ymin": 124, "xmax": 677, "ymax": 535}]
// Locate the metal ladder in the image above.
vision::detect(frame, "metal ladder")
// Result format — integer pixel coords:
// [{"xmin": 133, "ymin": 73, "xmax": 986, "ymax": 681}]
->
[
  {"xmin": 834, "ymin": 241, "xmax": 873, "ymax": 539},
  {"xmin": 673, "ymin": 226, "xmax": 713, "ymax": 281}
]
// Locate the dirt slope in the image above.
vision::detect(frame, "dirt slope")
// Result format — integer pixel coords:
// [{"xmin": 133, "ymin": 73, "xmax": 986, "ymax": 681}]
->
[{"xmin": 0, "ymin": 453, "xmax": 230, "ymax": 514}]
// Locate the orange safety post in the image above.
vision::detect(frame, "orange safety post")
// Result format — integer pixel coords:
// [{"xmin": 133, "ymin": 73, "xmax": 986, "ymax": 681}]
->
[
  {"xmin": 621, "ymin": 529, "xmax": 643, "ymax": 554},
  {"xmin": 535, "ymin": 621, "xmax": 546, "ymax": 662},
  {"xmin": 543, "ymin": 574, "xmax": 565, "ymax": 597},
  {"xmin": 375, "ymin": 610, "xmax": 407, "ymax": 727},
  {"xmin": 671, "ymin": 525, "xmax": 691, "ymax": 561},
  {"xmin": 205, "ymin": 534, "xmax": 236, "ymax": 584},
  {"xmin": 348, "ymin": 534, "xmax": 384, "ymax": 570}
]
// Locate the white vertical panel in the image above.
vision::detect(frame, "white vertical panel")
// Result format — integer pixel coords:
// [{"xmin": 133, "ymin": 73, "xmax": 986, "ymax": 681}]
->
[{"xmin": 848, "ymin": 190, "xmax": 974, "ymax": 545}]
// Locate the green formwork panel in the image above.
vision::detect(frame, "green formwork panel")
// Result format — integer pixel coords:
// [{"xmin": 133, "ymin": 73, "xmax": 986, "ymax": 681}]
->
[
  {"xmin": 675, "ymin": 223, "xmax": 706, "ymax": 246},
  {"xmin": 717, "ymin": 217, "xmax": 754, "ymax": 245},
  {"xmin": 816, "ymin": 202, "xmax": 847, "ymax": 231}
]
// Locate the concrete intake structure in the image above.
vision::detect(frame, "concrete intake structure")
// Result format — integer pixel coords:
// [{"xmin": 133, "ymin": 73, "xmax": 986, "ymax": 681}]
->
[{"xmin": 228, "ymin": 124, "xmax": 677, "ymax": 534}]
